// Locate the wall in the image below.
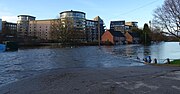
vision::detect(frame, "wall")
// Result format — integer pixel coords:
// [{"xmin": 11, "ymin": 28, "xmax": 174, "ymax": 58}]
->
[
  {"xmin": 125, "ymin": 32, "xmax": 133, "ymax": 44},
  {"xmin": 29, "ymin": 20, "xmax": 52, "ymax": 40},
  {"xmin": 101, "ymin": 31, "xmax": 114, "ymax": 44}
]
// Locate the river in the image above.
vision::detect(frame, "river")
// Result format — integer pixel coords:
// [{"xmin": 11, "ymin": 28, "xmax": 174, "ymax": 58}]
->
[{"xmin": 0, "ymin": 42, "xmax": 180, "ymax": 87}]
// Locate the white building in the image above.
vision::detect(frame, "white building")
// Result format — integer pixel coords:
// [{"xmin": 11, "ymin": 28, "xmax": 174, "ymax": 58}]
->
[
  {"xmin": 17, "ymin": 15, "xmax": 36, "ymax": 37},
  {"xmin": 0, "ymin": 19, "xmax": 2, "ymax": 33}
]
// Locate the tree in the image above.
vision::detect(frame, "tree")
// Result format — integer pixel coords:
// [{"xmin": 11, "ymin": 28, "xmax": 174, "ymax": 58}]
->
[
  {"xmin": 50, "ymin": 18, "xmax": 86, "ymax": 45},
  {"xmin": 140, "ymin": 23, "xmax": 152, "ymax": 44},
  {"xmin": 153, "ymin": 0, "xmax": 180, "ymax": 39}
]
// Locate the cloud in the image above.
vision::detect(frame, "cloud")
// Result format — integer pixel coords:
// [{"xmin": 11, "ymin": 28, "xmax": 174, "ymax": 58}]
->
[
  {"xmin": 2, "ymin": 16, "xmax": 17, "ymax": 23},
  {"xmin": 0, "ymin": 3, "xmax": 17, "ymax": 23}
]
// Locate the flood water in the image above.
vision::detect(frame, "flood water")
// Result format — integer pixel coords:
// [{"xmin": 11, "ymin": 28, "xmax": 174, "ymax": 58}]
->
[{"xmin": 0, "ymin": 42, "xmax": 180, "ymax": 87}]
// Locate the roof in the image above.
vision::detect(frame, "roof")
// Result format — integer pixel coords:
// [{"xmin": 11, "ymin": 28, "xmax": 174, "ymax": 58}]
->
[
  {"xmin": 60, "ymin": 10, "xmax": 85, "ymax": 15},
  {"xmin": 31, "ymin": 19, "xmax": 57, "ymax": 21},
  {"xmin": 17, "ymin": 15, "xmax": 36, "ymax": 18},
  {"xmin": 128, "ymin": 32, "xmax": 140, "ymax": 38},
  {"xmin": 108, "ymin": 30, "xmax": 125, "ymax": 37}
]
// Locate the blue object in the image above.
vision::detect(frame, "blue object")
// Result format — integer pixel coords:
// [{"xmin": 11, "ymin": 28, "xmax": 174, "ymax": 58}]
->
[{"xmin": 0, "ymin": 44, "xmax": 6, "ymax": 52}]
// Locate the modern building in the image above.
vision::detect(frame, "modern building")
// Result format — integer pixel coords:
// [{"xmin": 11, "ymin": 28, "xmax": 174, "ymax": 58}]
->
[
  {"xmin": 60, "ymin": 10, "xmax": 86, "ymax": 41},
  {"xmin": 86, "ymin": 20, "xmax": 98, "ymax": 42},
  {"xmin": 93, "ymin": 16, "xmax": 105, "ymax": 36},
  {"xmin": 125, "ymin": 22, "xmax": 138, "ymax": 31},
  {"xmin": 0, "ymin": 19, "xmax": 2, "ymax": 33},
  {"xmin": 101, "ymin": 30, "xmax": 125, "ymax": 45},
  {"xmin": 2, "ymin": 21, "xmax": 17, "ymax": 35},
  {"xmin": 29, "ymin": 19, "xmax": 53, "ymax": 41},
  {"xmin": 16, "ymin": 11, "xmax": 105, "ymax": 42},
  {"xmin": 1, "ymin": 21, "xmax": 17, "ymax": 41},
  {"xmin": 60, "ymin": 10, "xmax": 86, "ymax": 32},
  {"xmin": 110, "ymin": 20, "xmax": 125, "ymax": 33},
  {"xmin": 17, "ymin": 15, "xmax": 36, "ymax": 38}
]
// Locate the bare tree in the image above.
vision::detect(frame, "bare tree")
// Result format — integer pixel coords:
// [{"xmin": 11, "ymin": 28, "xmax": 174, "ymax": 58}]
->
[
  {"xmin": 153, "ymin": 0, "xmax": 180, "ymax": 39},
  {"xmin": 50, "ymin": 18, "xmax": 86, "ymax": 45}
]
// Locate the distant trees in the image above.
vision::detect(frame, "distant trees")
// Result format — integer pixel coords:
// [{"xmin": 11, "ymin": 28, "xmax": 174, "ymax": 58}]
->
[
  {"xmin": 50, "ymin": 18, "xmax": 85, "ymax": 45},
  {"xmin": 153, "ymin": 0, "xmax": 180, "ymax": 39}
]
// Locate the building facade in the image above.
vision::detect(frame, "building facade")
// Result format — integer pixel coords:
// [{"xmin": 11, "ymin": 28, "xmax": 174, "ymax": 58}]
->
[
  {"xmin": 17, "ymin": 15, "xmax": 36, "ymax": 38},
  {"xmin": 60, "ymin": 10, "xmax": 86, "ymax": 32},
  {"xmin": 16, "ymin": 10, "xmax": 105, "ymax": 42},
  {"xmin": 60, "ymin": 10, "xmax": 86, "ymax": 41},
  {"xmin": 86, "ymin": 20, "xmax": 98, "ymax": 42},
  {"xmin": 29, "ymin": 20, "xmax": 53, "ymax": 41},
  {"xmin": 125, "ymin": 32, "xmax": 140, "ymax": 44},
  {"xmin": 2, "ymin": 21, "xmax": 17, "ymax": 36},
  {"xmin": 93, "ymin": 16, "xmax": 105, "ymax": 36},
  {"xmin": 125, "ymin": 22, "xmax": 138, "ymax": 31},
  {"xmin": 110, "ymin": 21, "xmax": 125, "ymax": 33},
  {"xmin": 1, "ymin": 21, "xmax": 17, "ymax": 41},
  {"xmin": 101, "ymin": 30, "xmax": 125, "ymax": 45}
]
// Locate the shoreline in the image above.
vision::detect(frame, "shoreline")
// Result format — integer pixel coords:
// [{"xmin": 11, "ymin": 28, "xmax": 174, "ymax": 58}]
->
[{"xmin": 0, "ymin": 65, "xmax": 180, "ymax": 94}]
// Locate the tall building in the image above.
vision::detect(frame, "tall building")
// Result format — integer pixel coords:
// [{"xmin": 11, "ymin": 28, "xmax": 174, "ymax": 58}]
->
[
  {"xmin": 110, "ymin": 20, "xmax": 125, "ymax": 33},
  {"xmin": 86, "ymin": 20, "xmax": 98, "ymax": 42},
  {"xmin": 17, "ymin": 15, "xmax": 36, "ymax": 37},
  {"xmin": 60, "ymin": 10, "xmax": 86, "ymax": 32},
  {"xmin": 60, "ymin": 10, "xmax": 86, "ymax": 41},
  {"xmin": 29, "ymin": 19, "xmax": 53, "ymax": 41},
  {"xmin": 93, "ymin": 16, "xmax": 105, "ymax": 36},
  {"xmin": 0, "ymin": 19, "xmax": 2, "ymax": 33},
  {"xmin": 16, "ymin": 11, "xmax": 105, "ymax": 42}
]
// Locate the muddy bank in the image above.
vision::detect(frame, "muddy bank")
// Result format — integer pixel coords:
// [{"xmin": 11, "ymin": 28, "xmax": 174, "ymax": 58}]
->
[{"xmin": 0, "ymin": 65, "xmax": 180, "ymax": 94}]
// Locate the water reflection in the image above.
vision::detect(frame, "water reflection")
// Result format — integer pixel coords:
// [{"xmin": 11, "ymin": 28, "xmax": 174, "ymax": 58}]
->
[{"xmin": 105, "ymin": 42, "xmax": 180, "ymax": 63}]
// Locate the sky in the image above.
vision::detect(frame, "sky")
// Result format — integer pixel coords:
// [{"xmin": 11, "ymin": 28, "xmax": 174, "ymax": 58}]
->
[{"xmin": 0, "ymin": 0, "xmax": 164, "ymax": 29}]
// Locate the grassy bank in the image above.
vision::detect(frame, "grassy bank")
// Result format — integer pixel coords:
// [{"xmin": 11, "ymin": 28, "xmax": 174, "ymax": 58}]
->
[
  {"xmin": 170, "ymin": 60, "xmax": 180, "ymax": 65},
  {"xmin": 150, "ymin": 59, "xmax": 180, "ymax": 67}
]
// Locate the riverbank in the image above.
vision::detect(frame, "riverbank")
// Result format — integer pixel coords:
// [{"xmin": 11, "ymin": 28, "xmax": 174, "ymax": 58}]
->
[{"xmin": 0, "ymin": 65, "xmax": 180, "ymax": 94}]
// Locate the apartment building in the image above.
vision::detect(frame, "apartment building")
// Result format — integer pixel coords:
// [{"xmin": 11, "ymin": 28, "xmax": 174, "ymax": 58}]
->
[
  {"xmin": 93, "ymin": 16, "xmax": 105, "ymax": 36},
  {"xmin": 2, "ymin": 21, "xmax": 17, "ymax": 36},
  {"xmin": 29, "ymin": 19, "xmax": 53, "ymax": 41},
  {"xmin": 86, "ymin": 20, "xmax": 98, "ymax": 42},
  {"xmin": 125, "ymin": 22, "xmax": 138, "ymax": 31},
  {"xmin": 110, "ymin": 21, "xmax": 125, "ymax": 33},
  {"xmin": 17, "ymin": 10, "xmax": 105, "ymax": 42},
  {"xmin": 17, "ymin": 15, "xmax": 36, "ymax": 37}
]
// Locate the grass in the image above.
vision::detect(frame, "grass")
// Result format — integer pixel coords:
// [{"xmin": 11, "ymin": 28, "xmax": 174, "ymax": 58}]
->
[
  {"xmin": 149, "ymin": 60, "xmax": 180, "ymax": 67},
  {"xmin": 170, "ymin": 60, "xmax": 180, "ymax": 65}
]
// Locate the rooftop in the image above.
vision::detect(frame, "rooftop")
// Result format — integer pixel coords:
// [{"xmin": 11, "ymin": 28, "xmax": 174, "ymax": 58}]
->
[
  {"xmin": 17, "ymin": 15, "xmax": 36, "ymax": 18},
  {"xmin": 60, "ymin": 10, "xmax": 85, "ymax": 15}
]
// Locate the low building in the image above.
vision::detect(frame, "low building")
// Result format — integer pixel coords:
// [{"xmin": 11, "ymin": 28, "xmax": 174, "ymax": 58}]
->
[
  {"xmin": 29, "ymin": 19, "xmax": 53, "ymax": 41},
  {"xmin": 101, "ymin": 30, "xmax": 125, "ymax": 45},
  {"xmin": 125, "ymin": 32, "xmax": 140, "ymax": 44}
]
